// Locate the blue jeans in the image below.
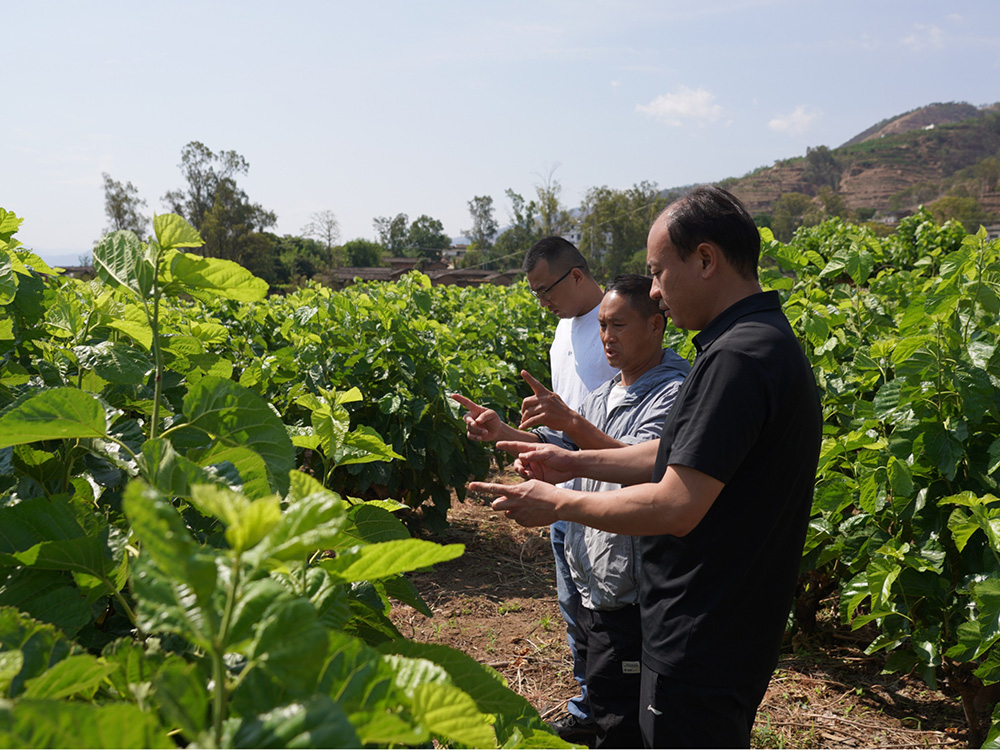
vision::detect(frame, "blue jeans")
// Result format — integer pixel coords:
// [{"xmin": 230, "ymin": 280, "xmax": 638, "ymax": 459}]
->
[{"xmin": 551, "ymin": 520, "xmax": 590, "ymax": 720}]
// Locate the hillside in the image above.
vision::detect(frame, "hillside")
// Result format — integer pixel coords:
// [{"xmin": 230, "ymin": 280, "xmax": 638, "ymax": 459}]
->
[{"xmin": 718, "ymin": 101, "xmax": 1000, "ymax": 225}]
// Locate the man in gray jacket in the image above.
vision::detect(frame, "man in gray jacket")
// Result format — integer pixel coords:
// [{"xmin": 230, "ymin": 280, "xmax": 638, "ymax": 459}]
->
[{"xmin": 454, "ymin": 274, "xmax": 688, "ymax": 747}]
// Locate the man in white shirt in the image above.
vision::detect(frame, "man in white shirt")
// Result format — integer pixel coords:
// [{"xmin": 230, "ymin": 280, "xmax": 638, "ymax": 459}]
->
[{"xmin": 520, "ymin": 237, "xmax": 618, "ymax": 744}]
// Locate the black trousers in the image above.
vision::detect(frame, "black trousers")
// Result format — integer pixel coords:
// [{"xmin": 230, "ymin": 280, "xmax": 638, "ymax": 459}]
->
[
  {"xmin": 575, "ymin": 604, "xmax": 643, "ymax": 749},
  {"xmin": 639, "ymin": 666, "xmax": 771, "ymax": 748}
]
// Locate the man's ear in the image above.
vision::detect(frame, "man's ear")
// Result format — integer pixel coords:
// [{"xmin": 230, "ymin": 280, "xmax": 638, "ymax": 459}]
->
[
  {"xmin": 650, "ymin": 312, "xmax": 665, "ymax": 336},
  {"xmin": 697, "ymin": 242, "xmax": 720, "ymax": 278}
]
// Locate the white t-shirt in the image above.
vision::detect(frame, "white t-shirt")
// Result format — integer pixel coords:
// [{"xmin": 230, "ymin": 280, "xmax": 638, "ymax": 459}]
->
[{"xmin": 549, "ymin": 303, "xmax": 620, "ymax": 411}]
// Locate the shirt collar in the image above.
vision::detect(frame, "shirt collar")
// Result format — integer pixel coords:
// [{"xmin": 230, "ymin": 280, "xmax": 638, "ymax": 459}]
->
[{"xmin": 692, "ymin": 290, "xmax": 782, "ymax": 354}]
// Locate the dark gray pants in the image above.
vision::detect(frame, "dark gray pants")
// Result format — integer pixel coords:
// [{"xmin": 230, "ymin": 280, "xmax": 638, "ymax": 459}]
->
[
  {"xmin": 639, "ymin": 666, "xmax": 770, "ymax": 748},
  {"xmin": 576, "ymin": 604, "xmax": 643, "ymax": 749}
]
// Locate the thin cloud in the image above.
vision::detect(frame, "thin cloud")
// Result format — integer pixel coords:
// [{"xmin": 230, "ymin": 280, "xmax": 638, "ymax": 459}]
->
[
  {"xmin": 901, "ymin": 24, "xmax": 945, "ymax": 52},
  {"xmin": 636, "ymin": 86, "xmax": 722, "ymax": 126},
  {"xmin": 768, "ymin": 106, "xmax": 820, "ymax": 136}
]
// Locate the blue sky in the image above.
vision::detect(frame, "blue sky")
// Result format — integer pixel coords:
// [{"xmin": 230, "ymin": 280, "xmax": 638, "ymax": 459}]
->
[{"xmin": 4, "ymin": 1, "xmax": 999, "ymax": 265}]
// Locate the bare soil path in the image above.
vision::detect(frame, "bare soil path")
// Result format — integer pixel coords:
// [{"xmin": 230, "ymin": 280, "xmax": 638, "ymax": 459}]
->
[{"xmin": 390, "ymin": 495, "xmax": 969, "ymax": 748}]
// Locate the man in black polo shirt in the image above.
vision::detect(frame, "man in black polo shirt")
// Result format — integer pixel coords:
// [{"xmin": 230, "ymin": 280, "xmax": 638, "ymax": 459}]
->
[{"xmin": 470, "ymin": 185, "xmax": 822, "ymax": 748}]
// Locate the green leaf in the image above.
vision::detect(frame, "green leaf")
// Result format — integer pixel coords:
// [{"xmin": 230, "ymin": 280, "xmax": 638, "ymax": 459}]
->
[
  {"xmin": 890, "ymin": 335, "xmax": 932, "ymax": 367},
  {"xmin": 250, "ymin": 487, "xmax": 346, "ymax": 565},
  {"xmin": 0, "ymin": 606, "xmax": 75, "ymax": 698},
  {"xmin": 844, "ymin": 247, "xmax": 874, "ymax": 286},
  {"xmin": 153, "ymin": 213, "xmax": 203, "ymax": 250},
  {"xmin": 970, "ymin": 578, "xmax": 1000, "ymax": 659},
  {"xmin": 382, "ymin": 574, "xmax": 433, "ymax": 617},
  {"xmin": 12, "ymin": 250, "xmax": 61, "ymax": 276},
  {"xmin": 93, "ymin": 230, "xmax": 150, "ymax": 296},
  {"xmin": 0, "ymin": 208, "xmax": 24, "ymax": 239},
  {"xmin": 380, "ymin": 640, "xmax": 535, "ymax": 718},
  {"xmin": 13, "ymin": 536, "xmax": 118, "ymax": 595},
  {"xmin": 140, "ymin": 438, "xmax": 222, "ymax": 499},
  {"xmin": 0, "ymin": 650, "xmax": 23, "ymax": 696},
  {"xmin": 412, "ymin": 682, "xmax": 498, "ymax": 748},
  {"xmin": 0, "ymin": 496, "xmax": 89, "ymax": 557},
  {"xmin": 200, "ymin": 444, "xmax": 272, "ymax": 500},
  {"xmin": 321, "ymin": 538, "xmax": 464, "ymax": 583},
  {"xmin": 22, "ymin": 654, "xmax": 117, "ymax": 700},
  {"xmin": 338, "ymin": 503, "xmax": 412, "ymax": 548},
  {"xmin": 923, "ymin": 423, "xmax": 965, "ymax": 481},
  {"xmin": 188, "ymin": 484, "xmax": 281, "ymax": 554},
  {"xmin": 887, "ymin": 457, "xmax": 913, "ymax": 499},
  {"xmin": 123, "ymin": 482, "xmax": 219, "ymax": 644},
  {"xmin": 249, "ymin": 598, "xmax": 329, "ymax": 691},
  {"xmin": 0, "ymin": 250, "xmax": 19, "ymax": 305},
  {"xmin": 0, "ymin": 388, "xmax": 108, "ymax": 449},
  {"xmin": 333, "ymin": 425, "xmax": 404, "ymax": 467},
  {"xmin": 872, "ymin": 380, "xmax": 901, "ymax": 421},
  {"xmin": 226, "ymin": 695, "xmax": 360, "ymax": 749},
  {"xmin": 165, "ymin": 250, "xmax": 268, "ymax": 302},
  {"xmin": 0, "ymin": 699, "xmax": 172, "ymax": 748},
  {"xmin": 151, "ymin": 659, "xmax": 210, "ymax": 740},
  {"xmin": 183, "ymin": 376, "xmax": 295, "ymax": 496},
  {"xmin": 74, "ymin": 341, "xmax": 153, "ymax": 385}
]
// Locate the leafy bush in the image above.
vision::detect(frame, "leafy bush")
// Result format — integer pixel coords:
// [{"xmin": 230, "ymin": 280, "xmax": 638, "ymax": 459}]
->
[
  {"xmin": 766, "ymin": 216, "xmax": 1000, "ymax": 746},
  {"xmin": 0, "ymin": 209, "xmax": 566, "ymax": 748}
]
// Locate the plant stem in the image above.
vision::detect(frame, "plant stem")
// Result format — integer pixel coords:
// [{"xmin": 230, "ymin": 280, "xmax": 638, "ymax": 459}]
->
[
  {"xmin": 213, "ymin": 554, "xmax": 242, "ymax": 747},
  {"xmin": 150, "ymin": 282, "xmax": 164, "ymax": 440}
]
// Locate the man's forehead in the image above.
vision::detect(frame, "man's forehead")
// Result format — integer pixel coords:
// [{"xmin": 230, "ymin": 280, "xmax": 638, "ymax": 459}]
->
[{"xmin": 526, "ymin": 259, "xmax": 554, "ymax": 280}]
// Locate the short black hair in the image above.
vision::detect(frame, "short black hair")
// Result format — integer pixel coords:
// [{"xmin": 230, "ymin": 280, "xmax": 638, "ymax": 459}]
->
[
  {"xmin": 522, "ymin": 236, "xmax": 590, "ymax": 275},
  {"xmin": 659, "ymin": 185, "xmax": 760, "ymax": 280},
  {"xmin": 604, "ymin": 274, "xmax": 664, "ymax": 321}
]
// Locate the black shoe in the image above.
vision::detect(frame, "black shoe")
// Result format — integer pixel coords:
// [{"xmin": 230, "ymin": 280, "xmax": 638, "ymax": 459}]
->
[{"xmin": 547, "ymin": 713, "xmax": 599, "ymax": 745}]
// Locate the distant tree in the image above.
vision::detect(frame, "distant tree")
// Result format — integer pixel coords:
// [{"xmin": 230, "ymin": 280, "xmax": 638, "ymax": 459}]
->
[
  {"xmin": 927, "ymin": 195, "xmax": 986, "ymax": 232},
  {"xmin": 854, "ymin": 207, "xmax": 877, "ymax": 222},
  {"xmin": 373, "ymin": 213, "xmax": 409, "ymax": 254},
  {"xmin": 534, "ymin": 166, "xmax": 575, "ymax": 237},
  {"xmin": 342, "ymin": 238, "xmax": 384, "ymax": 267},
  {"xmin": 772, "ymin": 192, "xmax": 821, "ymax": 242},
  {"xmin": 406, "ymin": 215, "xmax": 451, "ymax": 261},
  {"xmin": 162, "ymin": 141, "xmax": 276, "ymax": 271},
  {"xmin": 818, "ymin": 187, "xmax": 849, "ymax": 219},
  {"xmin": 578, "ymin": 181, "xmax": 667, "ymax": 278},
  {"xmin": 491, "ymin": 189, "xmax": 539, "ymax": 269},
  {"xmin": 753, "ymin": 213, "xmax": 773, "ymax": 229},
  {"xmin": 465, "ymin": 195, "xmax": 499, "ymax": 250},
  {"xmin": 802, "ymin": 146, "xmax": 842, "ymax": 192},
  {"xmin": 270, "ymin": 234, "xmax": 331, "ymax": 272},
  {"xmin": 458, "ymin": 247, "xmax": 485, "ymax": 269},
  {"xmin": 101, "ymin": 173, "xmax": 149, "ymax": 237},
  {"xmin": 292, "ymin": 255, "xmax": 316, "ymax": 279},
  {"xmin": 197, "ymin": 178, "xmax": 278, "ymax": 265},
  {"xmin": 163, "ymin": 142, "xmax": 261, "ymax": 231},
  {"xmin": 974, "ymin": 156, "xmax": 1000, "ymax": 194},
  {"xmin": 301, "ymin": 210, "xmax": 341, "ymax": 265},
  {"xmin": 230, "ymin": 231, "xmax": 282, "ymax": 285}
]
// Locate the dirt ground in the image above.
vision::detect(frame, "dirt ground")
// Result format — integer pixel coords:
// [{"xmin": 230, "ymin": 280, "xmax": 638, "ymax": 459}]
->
[{"xmin": 390, "ymin": 493, "xmax": 970, "ymax": 749}]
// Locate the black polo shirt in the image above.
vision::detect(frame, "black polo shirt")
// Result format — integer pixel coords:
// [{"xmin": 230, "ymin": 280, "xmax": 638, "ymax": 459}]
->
[{"xmin": 640, "ymin": 291, "xmax": 822, "ymax": 688}]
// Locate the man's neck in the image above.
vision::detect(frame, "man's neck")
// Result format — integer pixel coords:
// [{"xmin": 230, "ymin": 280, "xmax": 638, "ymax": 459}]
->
[
  {"xmin": 619, "ymin": 348, "xmax": 663, "ymax": 387},
  {"xmin": 573, "ymin": 280, "xmax": 607, "ymax": 319},
  {"xmin": 702, "ymin": 278, "xmax": 764, "ymax": 327}
]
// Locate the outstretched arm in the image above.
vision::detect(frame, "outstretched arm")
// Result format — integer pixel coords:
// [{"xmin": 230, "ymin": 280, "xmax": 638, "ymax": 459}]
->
[
  {"xmin": 518, "ymin": 370, "xmax": 624, "ymax": 450},
  {"xmin": 470, "ymin": 463, "xmax": 724, "ymax": 537},
  {"xmin": 498, "ymin": 439, "xmax": 661, "ymax": 486},
  {"xmin": 450, "ymin": 394, "xmax": 539, "ymax": 453}
]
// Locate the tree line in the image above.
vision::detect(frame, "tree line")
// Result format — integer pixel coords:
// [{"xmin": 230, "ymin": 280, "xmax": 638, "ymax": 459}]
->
[{"xmin": 98, "ymin": 143, "xmax": 692, "ymax": 289}]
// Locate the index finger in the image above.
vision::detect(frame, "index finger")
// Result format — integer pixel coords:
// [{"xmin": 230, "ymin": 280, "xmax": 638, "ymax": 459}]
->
[
  {"xmin": 468, "ymin": 481, "xmax": 515, "ymax": 498},
  {"xmin": 520, "ymin": 370, "xmax": 551, "ymax": 396},
  {"xmin": 450, "ymin": 393, "xmax": 483, "ymax": 415},
  {"xmin": 496, "ymin": 440, "xmax": 542, "ymax": 456}
]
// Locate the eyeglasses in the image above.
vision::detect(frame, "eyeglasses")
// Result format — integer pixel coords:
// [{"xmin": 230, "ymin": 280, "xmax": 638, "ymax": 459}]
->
[{"xmin": 530, "ymin": 266, "xmax": 582, "ymax": 301}]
